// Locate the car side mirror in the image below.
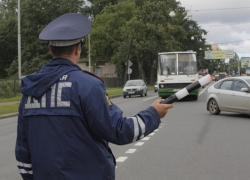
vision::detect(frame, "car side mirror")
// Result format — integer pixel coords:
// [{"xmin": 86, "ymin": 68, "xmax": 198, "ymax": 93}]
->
[{"xmin": 241, "ymin": 88, "xmax": 249, "ymax": 92}]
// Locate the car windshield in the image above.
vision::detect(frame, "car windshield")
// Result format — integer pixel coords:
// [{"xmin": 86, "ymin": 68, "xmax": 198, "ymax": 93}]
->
[{"xmin": 125, "ymin": 80, "xmax": 142, "ymax": 86}]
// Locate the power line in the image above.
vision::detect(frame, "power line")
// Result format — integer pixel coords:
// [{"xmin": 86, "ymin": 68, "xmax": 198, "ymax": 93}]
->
[
  {"xmin": 201, "ymin": 22, "xmax": 250, "ymax": 27},
  {"xmin": 192, "ymin": 7, "xmax": 250, "ymax": 12},
  {"xmin": 185, "ymin": 1, "xmax": 250, "ymax": 7},
  {"xmin": 211, "ymin": 39, "xmax": 250, "ymax": 45}
]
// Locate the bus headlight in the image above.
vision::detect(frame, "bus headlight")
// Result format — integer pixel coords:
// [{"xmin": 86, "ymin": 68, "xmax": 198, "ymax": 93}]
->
[{"xmin": 160, "ymin": 84, "xmax": 164, "ymax": 88}]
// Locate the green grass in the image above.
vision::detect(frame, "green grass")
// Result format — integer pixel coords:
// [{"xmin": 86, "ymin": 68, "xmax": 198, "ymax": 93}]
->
[
  {"xmin": 106, "ymin": 87, "xmax": 123, "ymax": 96},
  {"xmin": 0, "ymin": 95, "xmax": 22, "ymax": 103},
  {"xmin": 0, "ymin": 86, "xmax": 153, "ymax": 115},
  {"xmin": 0, "ymin": 103, "xmax": 19, "ymax": 115}
]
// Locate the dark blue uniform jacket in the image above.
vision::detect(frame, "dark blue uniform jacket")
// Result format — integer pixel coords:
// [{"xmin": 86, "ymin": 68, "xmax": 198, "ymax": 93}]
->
[{"xmin": 15, "ymin": 58, "xmax": 161, "ymax": 180}]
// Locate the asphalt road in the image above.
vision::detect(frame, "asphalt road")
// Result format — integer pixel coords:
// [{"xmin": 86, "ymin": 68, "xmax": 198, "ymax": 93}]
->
[
  {"xmin": 0, "ymin": 116, "xmax": 20, "ymax": 180},
  {"xmin": 2, "ymin": 86, "xmax": 250, "ymax": 180},
  {"xmin": 111, "ymin": 87, "xmax": 250, "ymax": 180}
]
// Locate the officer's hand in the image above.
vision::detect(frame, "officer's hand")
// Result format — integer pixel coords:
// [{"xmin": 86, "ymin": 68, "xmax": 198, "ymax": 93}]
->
[{"xmin": 151, "ymin": 99, "xmax": 173, "ymax": 118}]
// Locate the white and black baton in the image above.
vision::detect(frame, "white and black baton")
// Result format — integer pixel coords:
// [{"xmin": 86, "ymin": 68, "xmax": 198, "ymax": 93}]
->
[{"xmin": 160, "ymin": 74, "xmax": 212, "ymax": 104}]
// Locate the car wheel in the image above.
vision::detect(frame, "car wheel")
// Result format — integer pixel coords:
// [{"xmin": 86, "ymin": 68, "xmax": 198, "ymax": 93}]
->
[
  {"xmin": 129, "ymin": 95, "xmax": 131, "ymax": 98},
  {"xmin": 141, "ymin": 90, "xmax": 143, "ymax": 97},
  {"xmin": 123, "ymin": 95, "xmax": 126, "ymax": 98},
  {"xmin": 145, "ymin": 90, "xmax": 147, "ymax": 96},
  {"xmin": 208, "ymin": 99, "xmax": 221, "ymax": 115}
]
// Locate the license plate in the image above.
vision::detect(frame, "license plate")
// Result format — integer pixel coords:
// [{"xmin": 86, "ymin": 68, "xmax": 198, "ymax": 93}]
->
[
  {"xmin": 173, "ymin": 89, "xmax": 180, "ymax": 92},
  {"xmin": 128, "ymin": 92, "xmax": 135, "ymax": 94}
]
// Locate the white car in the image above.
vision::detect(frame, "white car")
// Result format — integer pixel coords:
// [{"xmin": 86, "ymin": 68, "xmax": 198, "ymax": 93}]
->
[
  {"xmin": 123, "ymin": 79, "xmax": 147, "ymax": 98},
  {"xmin": 206, "ymin": 76, "xmax": 250, "ymax": 115}
]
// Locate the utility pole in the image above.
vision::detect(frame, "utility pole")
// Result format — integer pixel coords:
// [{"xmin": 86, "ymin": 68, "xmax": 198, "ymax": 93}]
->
[
  {"xmin": 18, "ymin": 0, "xmax": 21, "ymax": 80},
  {"xmin": 88, "ymin": 33, "xmax": 91, "ymax": 72}
]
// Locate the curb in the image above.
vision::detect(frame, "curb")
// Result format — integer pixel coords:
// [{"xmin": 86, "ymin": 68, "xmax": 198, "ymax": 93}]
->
[
  {"xmin": 0, "ymin": 113, "xmax": 18, "ymax": 120},
  {"xmin": 110, "ymin": 94, "xmax": 122, "ymax": 99}
]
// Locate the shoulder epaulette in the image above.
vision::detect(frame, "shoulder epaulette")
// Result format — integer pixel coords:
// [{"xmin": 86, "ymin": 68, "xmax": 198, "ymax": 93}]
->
[{"xmin": 82, "ymin": 70, "xmax": 104, "ymax": 83}]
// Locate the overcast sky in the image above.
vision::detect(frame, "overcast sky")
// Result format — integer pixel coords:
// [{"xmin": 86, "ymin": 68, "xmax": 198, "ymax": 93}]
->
[{"xmin": 177, "ymin": 0, "xmax": 250, "ymax": 59}]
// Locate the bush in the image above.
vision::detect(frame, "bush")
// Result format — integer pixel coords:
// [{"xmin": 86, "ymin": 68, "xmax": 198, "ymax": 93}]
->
[{"xmin": 0, "ymin": 79, "xmax": 21, "ymax": 98}]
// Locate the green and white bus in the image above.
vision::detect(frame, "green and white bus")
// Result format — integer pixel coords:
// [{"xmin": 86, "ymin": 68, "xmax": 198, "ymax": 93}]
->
[{"xmin": 157, "ymin": 51, "xmax": 199, "ymax": 100}]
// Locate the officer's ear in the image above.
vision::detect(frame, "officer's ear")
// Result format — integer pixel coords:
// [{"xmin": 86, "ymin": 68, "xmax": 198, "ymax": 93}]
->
[{"xmin": 74, "ymin": 43, "xmax": 81, "ymax": 56}]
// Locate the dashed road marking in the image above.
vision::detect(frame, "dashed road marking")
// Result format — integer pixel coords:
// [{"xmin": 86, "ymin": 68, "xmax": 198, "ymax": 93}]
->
[
  {"xmin": 116, "ymin": 157, "xmax": 128, "ymax": 162},
  {"xmin": 149, "ymin": 132, "xmax": 155, "ymax": 136},
  {"xmin": 126, "ymin": 149, "xmax": 137, "ymax": 153},
  {"xmin": 142, "ymin": 96, "xmax": 158, "ymax": 101},
  {"xmin": 135, "ymin": 142, "xmax": 144, "ymax": 146},
  {"xmin": 116, "ymin": 123, "xmax": 164, "ymax": 168}
]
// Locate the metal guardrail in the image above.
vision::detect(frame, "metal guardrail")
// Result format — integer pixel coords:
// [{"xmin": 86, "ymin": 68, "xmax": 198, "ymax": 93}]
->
[{"xmin": 0, "ymin": 78, "xmax": 124, "ymax": 99}]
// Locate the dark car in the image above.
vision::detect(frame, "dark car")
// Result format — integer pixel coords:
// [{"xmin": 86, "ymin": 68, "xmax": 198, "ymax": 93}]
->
[
  {"xmin": 123, "ymin": 79, "xmax": 147, "ymax": 98},
  {"xmin": 206, "ymin": 76, "xmax": 250, "ymax": 115},
  {"xmin": 154, "ymin": 82, "xmax": 158, "ymax": 92}
]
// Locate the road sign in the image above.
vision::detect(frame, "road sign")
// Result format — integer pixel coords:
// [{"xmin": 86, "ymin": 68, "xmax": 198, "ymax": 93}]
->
[
  {"xmin": 205, "ymin": 50, "xmax": 234, "ymax": 60},
  {"xmin": 127, "ymin": 60, "xmax": 133, "ymax": 68},
  {"xmin": 125, "ymin": 60, "xmax": 133, "ymax": 67},
  {"xmin": 127, "ymin": 68, "xmax": 132, "ymax": 74},
  {"xmin": 225, "ymin": 50, "xmax": 234, "ymax": 58},
  {"xmin": 205, "ymin": 51, "xmax": 226, "ymax": 59}
]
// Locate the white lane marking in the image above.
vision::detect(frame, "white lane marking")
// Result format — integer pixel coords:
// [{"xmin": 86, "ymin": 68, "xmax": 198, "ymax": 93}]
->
[
  {"xmin": 126, "ymin": 149, "xmax": 137, "ymax": 153},
  {"xmin": 142, "ymin": 96, "xmax": 158, "ymax": 101},
  {"xmin": 116, "ymin": 121, "xmax": 165, "ymax": 168},
  {"xmin": 116, "ymin": 157, "xmax": 128, "ymax": 162},
  {"xmin": 135, "ymin": 142, "xmax": 144, "ymax": 146},
  {"xmin": 199, "ymin": 88, "xmax": 207, "ymax": 96}
]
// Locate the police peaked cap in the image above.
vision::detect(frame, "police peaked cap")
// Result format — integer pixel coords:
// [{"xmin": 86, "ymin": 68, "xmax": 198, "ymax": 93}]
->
[{"xmin": 39, "ymin": 13, "xmax": 92, "ymax": 47}]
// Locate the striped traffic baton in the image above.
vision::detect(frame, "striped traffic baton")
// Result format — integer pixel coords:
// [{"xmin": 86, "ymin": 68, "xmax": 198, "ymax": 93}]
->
[{"xmin": 161, "ymin": 74, "xmax": 212, "ymax": 104}]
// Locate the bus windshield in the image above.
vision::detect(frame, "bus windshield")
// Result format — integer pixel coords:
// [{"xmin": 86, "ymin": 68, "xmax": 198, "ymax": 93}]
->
[
  {"xmin": 159, "ymin": 53, "xmax": 197, "ymax": 75},
  {"xmin": 160, "ymin": 54, "xmax": 176, "ymax": 75}
]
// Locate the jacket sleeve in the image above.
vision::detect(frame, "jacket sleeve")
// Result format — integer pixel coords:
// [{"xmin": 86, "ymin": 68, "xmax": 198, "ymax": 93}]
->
[
  {"xmin": 15, "ymin": 101, "xmax": 34, "ymax": 180},
  {"xmin": 84, "ymin": 82, "xmax": 161, "ymax": 145}
]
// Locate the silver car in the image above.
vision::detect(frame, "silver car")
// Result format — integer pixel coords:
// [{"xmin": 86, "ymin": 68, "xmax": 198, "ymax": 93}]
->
[
  {"xmin": 123, "ymin": 79, "xmax": 147, "ymax": 98},
  {"xmin": 206, "ymin": 76, "xmax": 250, "ymax": 115}
]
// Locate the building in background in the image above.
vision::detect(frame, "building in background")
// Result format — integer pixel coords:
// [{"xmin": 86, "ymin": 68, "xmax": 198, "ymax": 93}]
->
[
  {"xmin": 78, "ymin": 58, "xmax": 118, "ymax": 78},
  {"xmin": 240, "ymin": 57, "xmax": 250, "ymax": 68},
  {"xmin": 211, "ymin": 44, "xmax": 221, "ymax": 51}
]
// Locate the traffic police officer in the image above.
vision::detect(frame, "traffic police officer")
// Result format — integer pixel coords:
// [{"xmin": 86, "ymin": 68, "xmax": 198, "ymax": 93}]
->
[{"xmin": 15, "ymin": 13, "xmax": 173, "ymax": 180}]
